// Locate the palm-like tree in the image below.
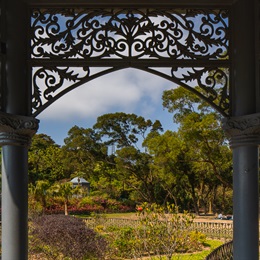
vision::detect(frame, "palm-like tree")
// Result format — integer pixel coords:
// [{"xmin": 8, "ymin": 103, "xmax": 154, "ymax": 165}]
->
[
  {"xmin": 52, "ymin": 182, "xmax": 81, "ymax": 215},
  {"xmin": 29, "ymin": 180, "xmax": 51, "ymax": 213}
]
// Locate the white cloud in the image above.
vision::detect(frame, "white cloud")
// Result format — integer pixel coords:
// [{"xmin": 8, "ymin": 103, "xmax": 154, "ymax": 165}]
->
[{"xmin": 38, "ymin": 68, "xmax": 175, "ymax": 122}]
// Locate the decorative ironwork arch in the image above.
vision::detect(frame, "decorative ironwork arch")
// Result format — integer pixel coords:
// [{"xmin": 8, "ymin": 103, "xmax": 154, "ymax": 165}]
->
[{"xmin": 29, "ymin": 6, "xmax": 230, "ymax": 117}]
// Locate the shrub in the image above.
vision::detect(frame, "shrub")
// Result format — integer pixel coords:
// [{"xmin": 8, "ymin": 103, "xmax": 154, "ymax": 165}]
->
[
  {"xmin": 187, "ymin": 231, "xmax": 207, "ymax": 252},
  {"xmin": 29, "ymin": 215, "xmax": 107, "ymax": 259},
  {"xmin": 87, "ymin": 203, "xmax": 206, "ymax": 259},
  {"xmin": 35, "ymin": 194, "xmax": 135, "ymax": 215},
  {"xmin": 133, "ymin": 203, "xmax": 204, "ymax": 259},
  {"xmin": 28, "ymin": 195, "xmax": 44, "ymax": 219},
  {"xmin": 78, "ymin": 196, "xmax": 95, "ymax": 207},
  {"xmin": 108, "ymin": 226, "xmax": 140, "ymax": 259}
]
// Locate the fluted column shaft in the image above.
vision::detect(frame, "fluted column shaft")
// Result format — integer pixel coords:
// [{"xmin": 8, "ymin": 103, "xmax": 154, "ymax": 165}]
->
[{"xmin": 223, "ymin": 114, "xmax": 260, "ymax": 260}]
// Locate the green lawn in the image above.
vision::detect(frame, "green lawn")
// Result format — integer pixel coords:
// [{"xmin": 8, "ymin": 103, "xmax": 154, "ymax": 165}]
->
[
  {"xmin": 75, "ymin": 212, "xmax": 137, "ymax": 219},
  {"xmin": 104, "ymin": 212, "xmax": 137, "ymax": 218},
  {"xmin": 144, "ymin": 240, "xmax": 223, "ymax": 260}
]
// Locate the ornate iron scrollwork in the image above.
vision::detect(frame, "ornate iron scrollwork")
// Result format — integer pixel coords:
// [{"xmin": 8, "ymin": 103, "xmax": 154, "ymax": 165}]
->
[
  {"xmin": 32, "ymin": 66, "xmax": 90, "ymax": 110},
  {"xmin": 30, "ymin": 7, "xmax": 230, "ymax": 116},
  {"xmin": 31, "ymin": 8, "xmax": 228, "ymax": 60},
  {"xmin": 32, "ymin": 66, "xmax": 121, "ymax": 115},
  {"xmin": 145, "ymin": 66, "xmax": 229, "ymax": 114}
]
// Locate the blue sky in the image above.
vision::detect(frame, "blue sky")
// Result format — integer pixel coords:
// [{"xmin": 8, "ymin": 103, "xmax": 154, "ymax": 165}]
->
[
  {"xmin": 37, "ymin": 68, "xmax": 179, "ymax": 146},
  {"xmin": 32, "ymin": 10, "xmax": 229, "ymax": 146}
]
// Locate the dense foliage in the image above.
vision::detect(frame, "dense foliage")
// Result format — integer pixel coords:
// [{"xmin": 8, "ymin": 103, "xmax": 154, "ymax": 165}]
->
[
  {"xmin": 29, "ymin": 215, "xmax": 107, "ymax": 259},
  {"xmin": 28, "ymin": 207, "xmax": 222, "ymax": 260},
  {"xmin": 84, "ymin": 203, "xmax": 208, "ymax": 259},
  {"xmin": 28, "ymin": 87, "xmax": 233, "ymax": 215},
  {"xmin": 27, "ymin": 85, "xmax": 232, "ymax": 258}
]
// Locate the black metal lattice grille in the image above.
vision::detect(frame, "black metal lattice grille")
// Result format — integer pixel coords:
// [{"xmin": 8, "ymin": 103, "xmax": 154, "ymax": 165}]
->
[
  {"xmin": 31, "ymin": 8, "xmax": 229, "ymax": 60},
  {"xmin": 29, "ymin": 7, "xmax": 230, "ymax": 116}
]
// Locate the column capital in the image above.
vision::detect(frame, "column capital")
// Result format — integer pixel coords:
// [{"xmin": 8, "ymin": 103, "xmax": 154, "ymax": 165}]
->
[
  {"xmin": 222, "ymin": 113, "xmax": 260, "ymax": 147},
  {"xmin": 0, "ymin": 112, "xmax": 39, "ymax": 147}
]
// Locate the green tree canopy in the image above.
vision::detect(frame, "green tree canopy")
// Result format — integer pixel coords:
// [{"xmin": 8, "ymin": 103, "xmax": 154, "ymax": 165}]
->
[
  {"xmin": 62, "ymin": 126, "xmax": 107, "ymax": 179},
  {"xmin": 160, "ymin": 86, "xmax": 232, "ymax": 213},
  {"xmin": 29, "ymin": 134, "xmax": 67, "ymax": 184},
  {"xmin": 93, "ymin": 112, "xmax": 163, "ymax": 149}
]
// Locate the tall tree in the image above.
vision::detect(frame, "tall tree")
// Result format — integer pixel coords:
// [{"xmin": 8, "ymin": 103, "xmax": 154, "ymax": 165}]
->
[
  {"xmin": 144, "ymin": 130, "xmax": 200, "ymax": 212},
  {"xmin": 29, "ymin": 134, "xmax": 67, "ymax": 184},
  {"xmin": 62, "ymin": 126, "xmax": 107, "ymax": 179},
  {"xmin": 93, "ymin": 112, "xmax": 164, "ymax": 203},
  {"xmin": 161, "ymin": 86, "xmax": 232, "ymax": 213},
  {"xmin": 115, "ymin": 146, "xmax": 160, "ymax": 203},
  {"xmin": 93, "ymin": 112, "xmax": 163, "ymax": 149}
]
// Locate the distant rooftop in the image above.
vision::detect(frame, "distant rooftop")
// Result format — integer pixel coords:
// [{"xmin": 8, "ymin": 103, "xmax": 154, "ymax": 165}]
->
[{"xmin": 70, "ymin": 177, "xmax": 89, "ymax": 184}]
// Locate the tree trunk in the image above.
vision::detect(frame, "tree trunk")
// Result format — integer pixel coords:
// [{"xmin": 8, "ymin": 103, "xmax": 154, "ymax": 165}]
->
[
  {"xmin": 222, "ymin": 186, "xmax": 226, "ymax": 211},
  {"xmin": 208, "ymin": 200, "xmax": 213, "ymax": 214},
  {"xmin": 64, "ymin": 200, "xmax": 68, "ymax": 215}
]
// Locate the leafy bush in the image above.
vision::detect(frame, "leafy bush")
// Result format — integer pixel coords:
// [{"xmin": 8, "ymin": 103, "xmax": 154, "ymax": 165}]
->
[
  {"xmin": 87, "ymin": 203, "xmax": 206, "ymax": 259},
  {"xmin": 29, "ymin": 215, "xmax": 107, "ymax": 259},
  {"xmin": 134, "ymin": 202, "xmax": 198, "ymax": 258},
  {"xmin": 187, "ymin": 231, "xmax": 207, "ymax": 251},
  {"xmin": 42, "ymin": 196, "xmax": 133, "ymax": 215},
  {"xmin": 107, "ymin": 226, "xmax": 141, "ymax": 259},
  {"xmin": 28, "ymin": 195, "xmax": 44, "ymax": 219},
  {"xmin": 79, "ymin": 196, "xmax": 95, "ymax": 207}
]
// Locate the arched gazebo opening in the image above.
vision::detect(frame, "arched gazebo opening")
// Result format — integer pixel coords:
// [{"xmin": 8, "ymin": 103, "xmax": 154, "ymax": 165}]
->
[{"xmin": 0, "ymin": 1, "xmax": 259, "ymax": 259}]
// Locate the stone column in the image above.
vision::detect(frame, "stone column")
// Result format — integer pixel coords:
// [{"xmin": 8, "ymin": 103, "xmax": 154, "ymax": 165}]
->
[
  {"xmin": 229, "ymin": 0, "xmax": 259, "ymax": 258},
  {"xmin": 0, "ymin": 112, "xmax": 39, "ymax": 260},
  {"xmin": 0, "ymin": 0, "xmax": 37, "ymax": 258},
  {"xmin": 222, "ymin": 113, "xmax": 260, "ymax": 260}
]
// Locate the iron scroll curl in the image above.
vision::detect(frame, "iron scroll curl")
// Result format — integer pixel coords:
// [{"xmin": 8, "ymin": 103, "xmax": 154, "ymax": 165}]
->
[{"xmin": 30, "ymin": 7, "xmax": 230, "ymax": 116}]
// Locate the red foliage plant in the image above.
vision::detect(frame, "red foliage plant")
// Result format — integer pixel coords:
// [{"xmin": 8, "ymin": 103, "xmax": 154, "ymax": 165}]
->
[{"xmin": 30, "ymin": 215, "xmax": 107, "ymax": 259}]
